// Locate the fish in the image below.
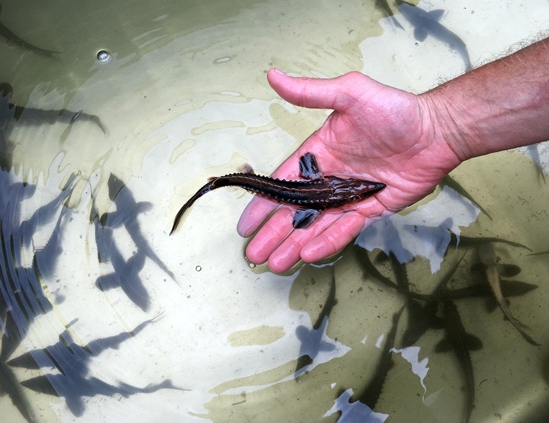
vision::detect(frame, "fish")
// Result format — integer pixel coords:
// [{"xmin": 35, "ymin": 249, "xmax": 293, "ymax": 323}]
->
[
  {"xmin": 383, "ymin": 274, "xmax": 536, "ymax": 303},
  {"xmin": 374, "ymin": 0, "xmax": 404, "ymax": 29},
  {"xmin": 440, "ymin": 175, "xmax": 491, "ymax": 220},
  {"xmin": 0, "ymin": 5, "xmax": 58, "ymax": 57},
  {"xmin": 358, "ymin": 246, "xmax": 536, "ymax": 302},
  {"xmin": 448, "ymin": 230, "xmax": 532, "ymax": 252},
  {"xmin": 356, "ymin": 247, "xmax": 458, "ymax": 301},
  {"xmin": 10, "ymin": 103, "xmax": 106, "ymax": 133},
  {"xmin": 353, "ymin": 307, "xmax": 405, "ymax": 409},
  {"xmin": 170, "ymin": 152, "xmax": 385, "ymax": 233},
  {"xmin": 524, "ymin": 144, "xmax": 546, "ymax": 184},
  {"xmin": 396, "ymin": 1, "xmax": 472, "ymax": 71},
  {"xmin": 1, "ymin": 82, "xmax": 106, "ymax": 134},
  {"xmin": 435, "ymin": 299, "xmax": 482, "ymax": 423},
  {"xmin": 528, "ymin": 250, "xmax": 549, "ymax": 256},
  {"xmin": 0, "ymin": 22, "xmax": 58, "ymax": 57},
  {"xmin": 1, "ymin": 82, "xmax": 105, "ymax": 169},
  {"xmin": 399, "ymin": 254, "xmax": 465, "ymax": 346},
  {"xmin": 478, "ymin": 243, "xmax": 540, "ymax": 346}
]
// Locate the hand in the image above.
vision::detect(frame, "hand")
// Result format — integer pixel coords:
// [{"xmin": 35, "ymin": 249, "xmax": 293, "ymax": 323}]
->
[{"xmin": 237, "ymin": 69, "xmax": 462, "ymax": 273}]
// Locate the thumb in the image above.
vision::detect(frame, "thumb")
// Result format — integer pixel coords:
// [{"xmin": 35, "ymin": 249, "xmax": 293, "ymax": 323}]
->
[{"xmin": 266, "ymin": 69, "xmax": 369, "ymax": 111}]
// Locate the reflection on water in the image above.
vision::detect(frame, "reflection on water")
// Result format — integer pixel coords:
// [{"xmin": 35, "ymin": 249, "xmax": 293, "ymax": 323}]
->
[{"xmin": 0, "ymin": 0, "xmax": 549, "ymax": 422}]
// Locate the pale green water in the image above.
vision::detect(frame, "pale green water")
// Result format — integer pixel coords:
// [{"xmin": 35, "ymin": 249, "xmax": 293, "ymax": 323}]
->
[{"xmin": 1, "ymin": 1, "xmax": 549, "ymax": 422}]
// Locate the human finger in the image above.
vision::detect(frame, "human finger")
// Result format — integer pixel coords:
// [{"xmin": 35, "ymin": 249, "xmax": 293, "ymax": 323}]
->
[
  {"xmin": 243, "ymin": 207, "xmax": 296, "ymax": 264},
  {"xmin": 237, "ymin": 196, "xmax": 279, "ymax": 237},
  {"xmin": 265, "ymin": 211, "xmax": 343, "ymax": 273},
  {"xmin": 267, "ymin": 69, "xmax": 380, "ymax": 112},
  {"xmin": 300, "ymin": 212, "xmax": 369, "ymax": 263}
]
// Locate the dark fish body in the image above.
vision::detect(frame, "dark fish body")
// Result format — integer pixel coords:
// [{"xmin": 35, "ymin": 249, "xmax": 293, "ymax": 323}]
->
[
  {"xmin": 355, "ymin": 308, "xmax": 404, "ymax": 408},
  {"xmin": 0, "ymin": 20, "xmax": 58, "ymax": 57},
  {"xmin": 374, "ymin": 0, "xmax": 404, "ymax": 29},
  {"xmin": 441, "ymin": 175, "xmax": 491, "ymax": 220},
  {"xmin": 170, "ymin": 153, "xmax": 385, "ymax": 233},
  {"xmin": 436, "ymin": 300, "xmax": 481, "ymax": 423},
  {"xmin": 10, "ymin": 104, "xmax": 106, "ymax": 133},
  {"xmin": 189, "ymin": 173, "xmax": 383, "ymax": 209},
  {"xmin": 448, "ymin": 230, "xmax": 532, "ymax": 252},
  {"xmin": 396, "ymin": 279, "xmax": 536, "ymax": 303},
  {"xmin": 2, "ymin": 82, "xmax": 105, "ymax": 133}
]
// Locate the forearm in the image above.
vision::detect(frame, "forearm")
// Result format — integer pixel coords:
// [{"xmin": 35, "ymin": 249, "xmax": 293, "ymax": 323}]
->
[{"xmin": 420, "ymin": 38, "xmax": 549, "ymax": 162}]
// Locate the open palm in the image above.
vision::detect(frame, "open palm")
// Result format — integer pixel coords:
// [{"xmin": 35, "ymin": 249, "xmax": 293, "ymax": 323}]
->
[{"xmin": 237, "ymin": 69, "xmax": 462, "ymax": 273}]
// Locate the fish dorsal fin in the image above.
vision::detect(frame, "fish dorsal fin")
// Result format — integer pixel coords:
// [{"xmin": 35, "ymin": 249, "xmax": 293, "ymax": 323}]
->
[
  {"xmin": 237, "ymin": 163, "xmax": 255, "ymax": 174},
  {"xmin": 293, "ymin": 209, "xmax": 320, "ymax": 229},
  {"xmin": 428, "ymin": 9, "xmax": 445, "ymax": 21},
  {"xmin": 299, "ymin": 153, "xmax": 323, "ymax": 180}
]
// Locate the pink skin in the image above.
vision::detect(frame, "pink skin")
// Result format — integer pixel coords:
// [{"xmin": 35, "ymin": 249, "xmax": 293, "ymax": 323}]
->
[
  {"xmin": 237, "ymin": 69, "xmax": 461, "ymax": 273},
  {"xmin": 237, "ymin": 39, "xmax": 549, "ymax": 273}
]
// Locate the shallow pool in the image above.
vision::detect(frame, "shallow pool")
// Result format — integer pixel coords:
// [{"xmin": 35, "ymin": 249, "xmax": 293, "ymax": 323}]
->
[{"xmin": 1, "ymin": 0, "xmax": 549, "ymax": 422}]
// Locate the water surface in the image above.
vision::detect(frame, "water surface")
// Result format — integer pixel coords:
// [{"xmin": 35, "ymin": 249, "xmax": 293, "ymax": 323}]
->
[{"xmin": 1, "ymin": 0, "xmax": 549, "ymax": 422}]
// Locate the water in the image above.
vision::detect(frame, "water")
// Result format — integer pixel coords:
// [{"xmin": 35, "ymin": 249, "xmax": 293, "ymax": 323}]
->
[{"xmin": 1, "ymin": 0, "xmax": 549, "ymax": 422}]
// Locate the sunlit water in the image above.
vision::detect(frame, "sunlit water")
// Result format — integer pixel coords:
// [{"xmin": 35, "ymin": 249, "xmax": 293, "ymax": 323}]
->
[{"xmin": 1, "ymin": 0, "xmax": 549, "ymax": 422}]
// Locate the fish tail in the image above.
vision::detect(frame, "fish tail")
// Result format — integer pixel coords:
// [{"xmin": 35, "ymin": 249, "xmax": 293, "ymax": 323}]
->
[
  {"xmin": 169, "ymin": 182, "xmax": 215, "ymax": 234},
  {"xmin": 497, "ymin": 300, "xmax": 540, "ymax": 346}
]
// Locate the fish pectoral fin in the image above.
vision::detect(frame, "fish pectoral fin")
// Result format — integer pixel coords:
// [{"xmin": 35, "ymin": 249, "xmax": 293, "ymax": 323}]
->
[
  {"xmin": 470, "ymin": 262, "xmax": 485, "ymax": 273},
  {"xmin": 498, "ymin": 263, "xmax": 521, "ymax": 277},
  {"xmin": 485, "ymin": 299, "xmax": 498, "ymax": 313},
  {"xmin": 136, "ymin": 201, "xmax": 153, "ymax": 213},
  {"xmin": 299, "ymin": 153, "xmax": 323, "ymax": 180},
  {"xmin": 465, "ymin": 334, "xmax": 483, "ymax": 351},
  {"xmin": 429, "ymin": 316, "xmax": 445, "ymax": 330},
  {"xmin": 434, "ymin": 338, "xmax": 452, "ymax": 353},
  {"xmin": 500, "ymin": 279, "xmax": 539, "ymax": 296},
  {"xmin": 413, "ymin": 27, "xmax": 428, "ymax": 42},
  {"xmin": 293, "ymin": 209, "xmax": 321, "ymax": 229}
]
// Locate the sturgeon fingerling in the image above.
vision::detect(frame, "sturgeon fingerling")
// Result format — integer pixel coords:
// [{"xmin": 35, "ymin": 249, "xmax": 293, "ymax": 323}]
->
[
  {"xmin": 170, "ymin": 152, "xmax": 385, "ymax": 234},
  {"xmin": 478, "ymin": 243, "xmax": 540, "ymax": 346}
]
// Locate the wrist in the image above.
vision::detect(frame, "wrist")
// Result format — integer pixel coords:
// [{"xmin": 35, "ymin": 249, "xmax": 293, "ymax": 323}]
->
[
  {"xmin": 416, "ymin": 90, "xmax": 469, "ymax": 169},
  {"xmin": 418, "ymin": 38, "xmax": 549, "ymax": 164}
]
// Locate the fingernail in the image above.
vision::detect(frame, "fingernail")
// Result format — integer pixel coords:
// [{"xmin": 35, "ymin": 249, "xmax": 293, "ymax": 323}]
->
[{"xmin": 271, "ymin": 68, "xmax": 287, "ymax": 76}]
